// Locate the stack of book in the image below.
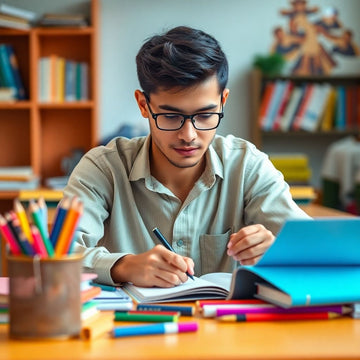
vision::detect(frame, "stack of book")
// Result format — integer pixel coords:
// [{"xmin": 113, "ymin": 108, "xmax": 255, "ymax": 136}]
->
[
  {"xmin": 0, "ymin": 3, "xmax": 36, "ymax": 30},
  {"xmin": 0, "ymin": 166, "xmax": 39, "ymax": 190},
  {"xmin": 38, "ymin": 55, "xmax": 89, "ymax": 102},
  {"xmin": 269, "ymin": 153, "xmax": 312, "ymax": 185},
  {"xmin": 0, "ymin": 43, "xmax": 27, "ymax": 100},
  {"xmin": 37, "ymin": 13, "xmax": 88, "ymax": 27}
]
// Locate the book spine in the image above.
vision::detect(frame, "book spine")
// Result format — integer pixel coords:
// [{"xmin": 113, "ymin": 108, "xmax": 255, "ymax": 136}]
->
[
  {"xmin": 65, "ymin": 60, "xmax": 76, "ymax": 101},
  {"xmin": 5, "ymin": 45, "xmax": 26, "ymax": 100},
  {"xmin": 272, "ymin": 81, "xmax": 294, "ymax": 131},
  {"xmin": 0, "ymin": 44, "xmax": 17, "ymax": 94},
  {"xmin": 292, "ymin": 84, "xmax": 314, "ymax": 130}
]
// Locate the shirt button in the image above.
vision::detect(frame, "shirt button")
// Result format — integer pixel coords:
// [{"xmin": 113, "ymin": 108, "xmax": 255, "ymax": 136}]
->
[{"xmin": 176, "ymin": 239, "xmax": 184, "ymax": 247}]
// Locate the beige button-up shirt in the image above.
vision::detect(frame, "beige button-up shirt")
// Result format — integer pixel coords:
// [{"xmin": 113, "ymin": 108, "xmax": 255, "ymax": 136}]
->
[{"xmin": 64, "ymin": 134, "xmax": 310, "ymax": 284}]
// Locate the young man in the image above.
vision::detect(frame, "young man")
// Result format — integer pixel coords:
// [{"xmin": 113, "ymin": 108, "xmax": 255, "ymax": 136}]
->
[{"xmin": 64, "ymin": 26, "xmax": 310, "ymax": 287}]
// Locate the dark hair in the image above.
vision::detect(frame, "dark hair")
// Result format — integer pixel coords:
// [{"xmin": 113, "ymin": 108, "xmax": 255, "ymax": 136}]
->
[{"xmin": 136, "ymin": 26, "xmax": 228, "ymax": 96}]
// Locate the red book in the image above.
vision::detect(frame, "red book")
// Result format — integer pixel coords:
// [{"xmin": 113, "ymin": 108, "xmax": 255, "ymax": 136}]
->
[
  {"xmin": 81, "ymin": 286, "xmax": 102, "ymax": 304},
  {"xmin": 292, "ymin": 84, "xmax": 315, "ymax": 130},
  {"xmin": 258, "ymin": 82, "xmax": 275, "ymax": 128},
  {"xmin": 272, "ymin": 81, "xmax": 294, "ymax": 131}
]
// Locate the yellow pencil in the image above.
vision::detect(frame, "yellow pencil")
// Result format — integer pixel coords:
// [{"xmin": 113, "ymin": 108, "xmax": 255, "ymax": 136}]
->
[
  {"xmin": 55, "ymin": 197, "xmax": 83, "ymax": 256},
  {"xmin": 13, "ymin": 199, "xmax": 33, "ymax": 244}
]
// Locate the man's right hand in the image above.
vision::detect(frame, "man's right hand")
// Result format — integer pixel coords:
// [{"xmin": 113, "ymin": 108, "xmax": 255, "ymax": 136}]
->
[{"xmin": 110, "ymin": 245, "xmax": 195, "ymax": 287}]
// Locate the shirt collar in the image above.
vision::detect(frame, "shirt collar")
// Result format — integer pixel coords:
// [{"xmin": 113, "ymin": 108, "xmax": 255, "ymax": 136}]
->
[{"xmin": 129, "ymin": 135, "xmax": 224, "ymax": 182}]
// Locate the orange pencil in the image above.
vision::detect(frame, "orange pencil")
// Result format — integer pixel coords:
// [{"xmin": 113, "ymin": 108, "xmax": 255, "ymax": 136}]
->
[
  {"xmin": 218, "ymin": 312, "xmax": 341, "ymax": 322},
  {"xmin": 55, "ymin": 197, "xmax": 83, "ymax": 256},
  {"xmin": 13, "ymin": 199, "xmax": 33, "ymax": 244}
]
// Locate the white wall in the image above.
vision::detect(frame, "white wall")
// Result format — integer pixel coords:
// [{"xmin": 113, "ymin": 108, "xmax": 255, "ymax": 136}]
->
[{"xmin": 99, "ymin": 0, "xmax": 360, "ymax": 142}]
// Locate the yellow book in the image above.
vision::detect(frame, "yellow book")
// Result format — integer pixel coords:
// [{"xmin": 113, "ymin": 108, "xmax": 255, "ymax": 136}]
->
[
  {"xmin": 320, "ymin": 87, "xmax": 337, "ymax": 131},
  {"xmin": 269, "ymin": 153, "xmax": 309, "ymax": 169},
  {"xmin": 280, "ymin": 168, "xmax": 312, "ymax": 182}
]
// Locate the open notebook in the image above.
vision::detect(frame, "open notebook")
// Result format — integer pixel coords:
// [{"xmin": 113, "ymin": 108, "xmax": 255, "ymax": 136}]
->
[{"xmin": 122, "ymin": 272, "xmax": 232, "ymax": 303}]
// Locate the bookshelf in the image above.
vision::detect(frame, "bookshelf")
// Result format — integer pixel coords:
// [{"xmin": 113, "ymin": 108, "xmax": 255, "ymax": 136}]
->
[
  {"xmin": 0, "ymin": 0, "xmax": 98, "ymax": 199},
  {"xmin": 250, "ymin": 69, "xmax": 360, "ymax": 188}
]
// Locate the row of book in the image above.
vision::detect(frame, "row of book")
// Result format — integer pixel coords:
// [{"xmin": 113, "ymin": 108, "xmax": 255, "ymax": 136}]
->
[
  {"xmin": 38, "ymin": 55, "xmax": 89, "ymax": 103},
  {"xmin": 0, "ymin": 3, "xmax": 88, "ymax": 30},
  {"xmin": 0, "ymin": 43, "xmax": 26, "ymax": 100},
  {"xmin": 258, "ymin": 80, "xmax": 360, "ymax": 133}
]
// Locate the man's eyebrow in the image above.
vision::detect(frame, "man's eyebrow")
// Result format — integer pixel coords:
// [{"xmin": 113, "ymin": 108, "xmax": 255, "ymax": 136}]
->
[{"xmin": 158, "ymin": 103, "xmax": 219, "ymax": 113}]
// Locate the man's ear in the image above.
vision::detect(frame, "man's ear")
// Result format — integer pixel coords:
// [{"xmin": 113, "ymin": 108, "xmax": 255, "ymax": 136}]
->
[
  {"xmin": 222, "ymin": 88, "xmax": 230, "ymax": 105},
  {"xmin": 134, "ymin": 90, "xmax": 149, "ymax": 118}
]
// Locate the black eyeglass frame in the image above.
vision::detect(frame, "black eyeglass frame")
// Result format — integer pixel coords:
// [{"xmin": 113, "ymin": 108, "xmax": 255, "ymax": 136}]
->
[{"xmin": 143, "ymin": 93, "xmax": 224, "ymax": 131}]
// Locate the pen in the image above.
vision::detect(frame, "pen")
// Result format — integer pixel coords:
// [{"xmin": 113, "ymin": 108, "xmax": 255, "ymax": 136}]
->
[
  {"xmin": 152, "ymin": 227, "xmax": 194, "ymax": 280},
  {"xmin": 137, "ymin": 304, "xmax": 195, "ymax": 316},
  {"xmin": 113, "ymin": 321, "xmax": 198, "ymax": 338},
  {"xmin": 218, "ymin": 312, "xmax": 341, "ymax": 322}
]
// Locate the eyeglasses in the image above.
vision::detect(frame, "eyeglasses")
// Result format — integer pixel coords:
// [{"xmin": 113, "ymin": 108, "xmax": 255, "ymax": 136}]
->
[{"xmin": 144, "ymin": 95, "xmax": 224, "ymax": 131}]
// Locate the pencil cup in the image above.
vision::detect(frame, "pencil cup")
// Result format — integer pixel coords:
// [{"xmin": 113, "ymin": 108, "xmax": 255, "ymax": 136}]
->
[{"xmin": 8, "ymin": 254, "xmax": 83, "ymax": 340}]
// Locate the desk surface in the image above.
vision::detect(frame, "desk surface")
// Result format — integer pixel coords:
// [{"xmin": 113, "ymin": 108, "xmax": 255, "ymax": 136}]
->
[{"xmin": 1, "ymin": 313, "xmax": 360, "ymax": 360}]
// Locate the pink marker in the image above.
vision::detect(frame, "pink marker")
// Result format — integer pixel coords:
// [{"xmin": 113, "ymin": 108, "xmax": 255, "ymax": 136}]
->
[{"xmin": 113, "ymin": 321, "xmax": 198, "ymax": 338}]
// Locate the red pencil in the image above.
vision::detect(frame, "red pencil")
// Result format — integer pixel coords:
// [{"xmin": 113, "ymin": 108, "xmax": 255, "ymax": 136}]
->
[{"xmin": 218, "ymin": 312, "xmax": 341, "ymax": 322}]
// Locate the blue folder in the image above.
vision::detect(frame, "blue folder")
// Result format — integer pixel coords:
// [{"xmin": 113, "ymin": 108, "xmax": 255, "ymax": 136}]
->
[{"xmin": 228, "ymin": 218, "xmax": 360, "ymax": 307}]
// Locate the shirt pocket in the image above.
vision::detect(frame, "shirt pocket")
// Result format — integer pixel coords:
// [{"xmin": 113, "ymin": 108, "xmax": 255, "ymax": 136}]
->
[{"xmin": 199, "ymin": 228, "xmax": 237, "ymax": 275}]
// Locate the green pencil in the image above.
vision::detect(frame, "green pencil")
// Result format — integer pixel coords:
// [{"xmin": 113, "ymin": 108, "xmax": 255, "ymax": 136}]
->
[{"xmin": 29, "ymin": 200, "xmax": 54, "ymax": 257}]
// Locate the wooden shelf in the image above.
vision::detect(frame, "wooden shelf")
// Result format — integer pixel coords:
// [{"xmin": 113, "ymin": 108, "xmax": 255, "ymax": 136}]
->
[{"xmin": 0, "ymin": 0, "xmax": 98, "ymax": 180}]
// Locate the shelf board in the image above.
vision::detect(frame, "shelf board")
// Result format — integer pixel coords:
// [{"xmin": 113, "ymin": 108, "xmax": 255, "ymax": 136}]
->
[
  {"xmin": 0, "ymin": 101, "xmax": 32, "ymax": 109},
  {"xmin": 38, "ymin": 101, "xmax": 94, "ymax": 109},
  {"xmin": 34, "ymin": 27, "xmax": 94, "ymax": 36},
  {"xmin": 261, "ymin": 130, "xmax": 359, "ymax": 137}
]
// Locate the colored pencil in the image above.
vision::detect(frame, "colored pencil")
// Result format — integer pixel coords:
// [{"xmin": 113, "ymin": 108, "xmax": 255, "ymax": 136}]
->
[
  {"xmin": 29, "ymin": 200, "xmax": 54, "ymax": 257},
  {"xmin": 114, "ymin": 312, "xmax": 179, "ymax": 322},
  {"xmin": 137, "ymin": 304, "xmax": 195, "ymax": 316},
  {"xmin": 0, "ymin": 214, "xmax": 22, "ymax": 255},
  {"xmin": 113, "ymin": 322, "xmax": 198, "ymax": 338},
  {"xmin": 50, "ymin": 196, "xmax": 71, "ymax": 246},
  {"xmin": 9, "ymin": 213, "xmax": 34, "ymax": 255},
  {"xmin": 31, "ymin": 225, "xmax": 48, "ymax": 258},
  {"xmin": 218, "ymin": 312, "xmax": 342, "ymax": 322},
  {"xmin": 215, "ymin": 305, "xmax": 353, "ymax": 317},
  {"xmin": 55, "ymin": 197, "xmax": 83, "ymax": 256},
  {"xmin": 152, "ymin": 227, "xmax": 194, "ymax": 280},
  {"xmin": 37, "ymin": 197, "xmax": 48, "ymax": 236},
  {"xmin": 13, "ymin": 199, "xmax": 33, "ymax": 244}
]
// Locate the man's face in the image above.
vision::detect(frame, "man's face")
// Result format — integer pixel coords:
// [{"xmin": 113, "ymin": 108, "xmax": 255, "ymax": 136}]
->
[{"xmin": 138, "ymin": 76, "xmax": 229, "ymax": 171}]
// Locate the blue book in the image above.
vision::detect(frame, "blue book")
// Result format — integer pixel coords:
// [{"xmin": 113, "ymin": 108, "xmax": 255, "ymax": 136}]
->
[
  {"xmin": 5, "ymin": 45, "xmax": 26, "ymax": 100},
  {"xmin": 228, "ymin": 218, "xmax": 360, "ymax": 307}
]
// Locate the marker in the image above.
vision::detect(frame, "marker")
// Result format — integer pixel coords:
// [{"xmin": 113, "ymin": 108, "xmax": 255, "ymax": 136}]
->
[
  {"xmin": 152, "ymin": 227, "xmax": 194, "ymax": 280},
  {"xmin": 113, "ymin": 322, "xmax": 198, "ymax": 338},
  {"xmin": 202, "ymin": 303, "xmax": 274, "ymax": 318},
  {"xmin": 215, "ymin": 305, "xmax": 353, "ymax": 317},
  {"xmin": 114, "ymin": 311, "xmax": 179, "ymax": 322},
  {"xmin": 218, "ymin": 312, "xmax": 341, "ymax": 322},
  {"xmin": 196, "ymin": 299, "xmax": 265, "ymax": 308},
  {"xmin": 137, "ymin": 304, "xmax": 195, "ymax": 316}
]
